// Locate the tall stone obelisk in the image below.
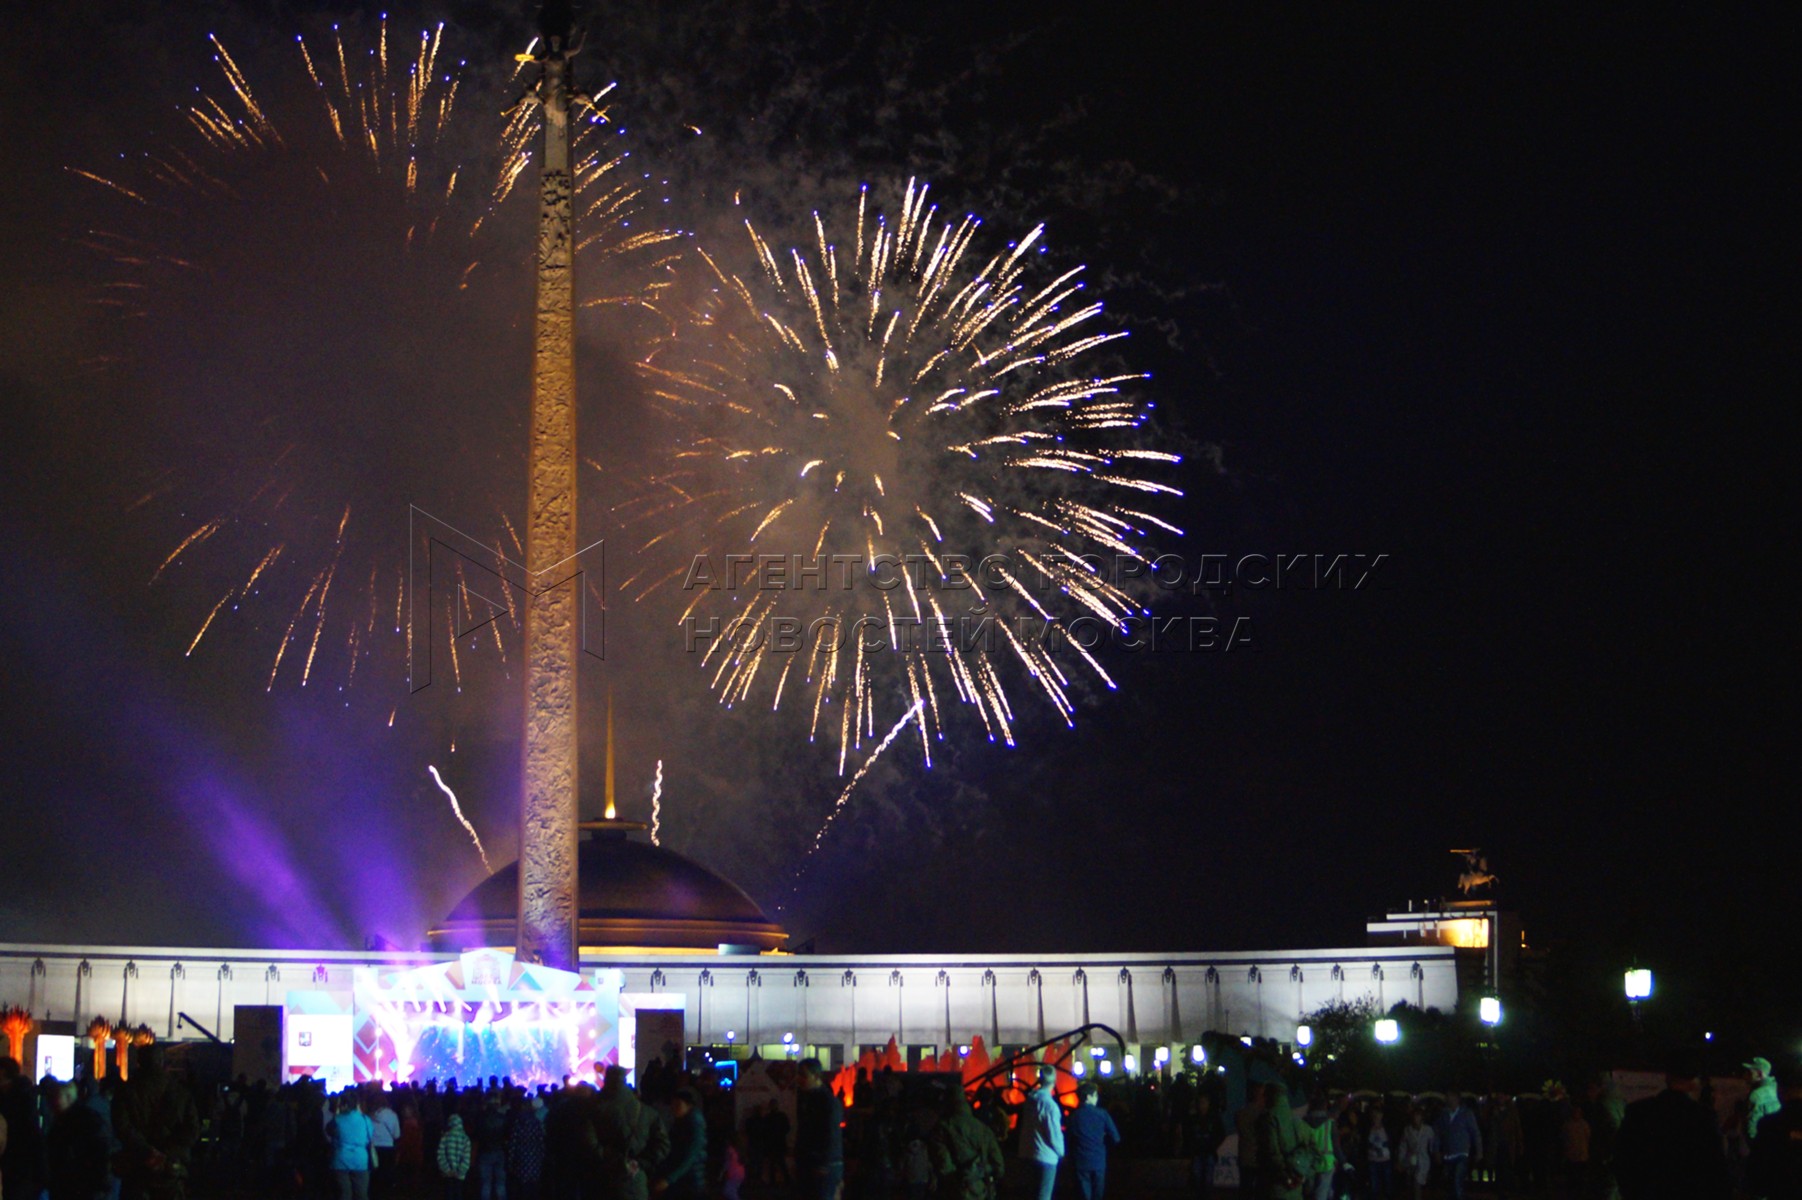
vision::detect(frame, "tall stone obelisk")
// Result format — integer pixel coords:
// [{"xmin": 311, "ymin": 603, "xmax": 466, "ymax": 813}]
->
[{"xmin": 517, "ymin": 0, "xmax": 579, "ymax": 971}]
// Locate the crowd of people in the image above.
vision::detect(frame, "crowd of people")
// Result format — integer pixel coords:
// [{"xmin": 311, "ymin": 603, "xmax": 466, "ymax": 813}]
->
[
  {"xmin": 4, "ymin": 1042, "xmax": 1802, "ymax": 1200},
  {"xmin": 0, "ymin": 1048, "xmax": 854, "ymax": 1200}
]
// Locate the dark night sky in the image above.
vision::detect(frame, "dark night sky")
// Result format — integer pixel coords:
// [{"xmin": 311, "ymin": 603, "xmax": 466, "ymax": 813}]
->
[{"xmin": 0, "ymin": 4, "xmax": 1792, "ymax": 1031}]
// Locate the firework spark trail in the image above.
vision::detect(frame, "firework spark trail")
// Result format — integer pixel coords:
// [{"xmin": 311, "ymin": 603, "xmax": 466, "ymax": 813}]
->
[
  {"xmin": 151, "ymin": 518, "xmax": 223, "ymax": 582},
  {"xmin": 650, "ymin": 760, "xmax": 664, "ymax": 846},
  {"xmin": 427, "ymin": 764, "xmax": 490, "ymax": 871},
  {"xmin": 805, "ymin": 699, "xmax": 923, "ymax": 857},
  {"xmin": 185, "ymin": 590, "xmax": 235, "ymax": 656},
  {"xmin": 629, "ymin": 179, "xmax": 1183, "ymax": 762}
]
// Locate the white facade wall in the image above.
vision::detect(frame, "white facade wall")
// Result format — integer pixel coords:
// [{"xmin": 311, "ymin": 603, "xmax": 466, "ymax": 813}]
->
[{"xmin": 0, "ymin": 943, "xmax": 1459, "ymax": 1056}]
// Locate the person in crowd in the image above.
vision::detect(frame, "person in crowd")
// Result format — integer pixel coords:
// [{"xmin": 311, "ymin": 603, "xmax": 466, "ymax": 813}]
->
[
  {"xmin": 1297, "ymin": 1092, "xmax": 1336, "ymax": 1200},
  {"xmin": 45, "ymin": 1081, "xmax": 112, "ymax": 1200},
  {"xmin": 475, "ymin": 1092, "xmax": 510, "ymax": 1200},
  {"xmin": 1335, "ymin": 1100, "xmax": 1364, "ymax": 1200},
  {"xmin": 367, "ymin": 1090, "xmax": 400, "ymax": 1198},
  {"xmin": 974, "ymin": 1085, "xmax": 1010, "ymax": 1157},
  {"xmin": 862, "ymin": 1094, "xmax": 901, "ymax": 1197},
  {"xmin": 594, "ymin": 1064, "xmax": 668, "ymax": 1200},
  {"xmin": 1749, "ymin": 1058, "xmax": 1783, "ymax": 1137},
  {"xmin": 742, "ymin": 1103, "xmax": 767, "ymax": 1186},
  {"xmin": 540, "ymin": 1083, "xmax": 593, "ymax": 1200},
  {"xmin": 1727, "ymin": 1098, "xmax": 1757, "ymax": 1195},
  {"xmin": 1064, "ymin": 1083, "xmax": 1121, "ymax": 1200},
  {"xmin": 793, "ymin": 1059, "xmax": 845, "ymax": 1200},
  {"xmin": 1017, "ymin": 1065, "xmax": 1064, "ymax": 1200},
  {"xmin": 112, "ymin": 1045, "xmax": 198, "ymax": 1200},
  {"xmin": 396, "ymin": 1103, "xmax": 425, "ymax": 1195},
  {"xmin": 1434, "ymin": 1091, "xmax": 1482, "ymax": 1200},
  {"xmin": 650, "ymin": 1087, "xmax": 706, "ymax": 1200},
  {"xmin": 327, "ymin": 1093, "xmax": 376, "ymax": 1200},
  {"xmin": 1397, "ymin": 1108, "xmax": 1435, "ymax": 1200},
  {"xmin": 1562, "ymin": 1101, "xmax": 1591, "ymax": 1192},
  {"xmin": 1485, "ymin": 1092, "xmax": 1522, "ymax": 1195},
  {"xmin": 295, "ymin": 1080, "xmax": 331, "ymax": 1196},
  {"xmin": 1596, "ymin": 1077, "xmax": 1627, "ymax": 1200},
  {"xmin": 506, "ymin": 1092, "xmax": 544, "ymax": 1200},
  {"xmin": 901, "ymin": 1101, "xmax": 937, "ymax": 1200},
  {"xmin": 260, "ymin": 1082, "xmax": 295, "ymax": 1191},
  {"xmin": 1748, "ymin": 1061, "xmax": 1802, "ymax": 1199},
  {"xmin": 1256, "ymin": 1081, "xmax": 1307, "ymax": 1200},
  {"xmin": 1366, "ymin": 1104, "xmax": 1393, "ymax": 1200},
  {"xmin": 1191, "ymin": 1089, "xmax": 1226, "ymax": 1198},
  {"xmin": 214, "ymin": 1080, "xmax": 246, "ymax": 1188},
  {"xmin": 1613, "ymin": 1050, "xmax": 1730, "ymax": 1200},
  {"xmin": 929, "ymin": 1085, "xmax": 1003, "ymax": 1200},
  {"xmin": 1236, "ymin": 1083, "xmax": 1267, "ymax": 1198},
  {"xmin": 758, "ymin": 1098, "xmax": 792, "ymax": 1188},
  {"xmin": 436, "ymin": 1113, "xmax": 472, "ymax": 1200},
  {"xmin": 716, "ymin": 1132, "xmax": 746, "ymax": 1200},
  {"xmin": 0, "ymin": 1056, "xmax": 45, "ymax": 1200}
]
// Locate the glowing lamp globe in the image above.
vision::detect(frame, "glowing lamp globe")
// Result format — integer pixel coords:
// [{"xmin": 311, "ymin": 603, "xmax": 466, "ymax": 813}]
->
[
  {"xmin": 1479, "ymin": 997, "xmax": 1502, "ymax": 1026},
  {"xmin": 1295, "ymin": 1024, "xmax": 1313, "ymax": 1048},
  {"xmin": 1624, "ymin": 969, "xmax": 1653, "ymax": 1000},
  {"xmin": 1072, "ymin": 1060, "xmax": 1086, "ymax": 1077},
  {"xmin": 1123, "ymin": 1054, "xmax": 1137, "ymax": 1073},
  {"xmin": 1098, "ymin": 1059, "xmax": 1114, "ymax": 1076},
  {"xmin": 1374, "ymin": 1019, "xmax": 1401, "ymax": 1045},
  {"xmin": 1190, "ymin": 1045, "xmax": 1207, "ymax": 1065}
]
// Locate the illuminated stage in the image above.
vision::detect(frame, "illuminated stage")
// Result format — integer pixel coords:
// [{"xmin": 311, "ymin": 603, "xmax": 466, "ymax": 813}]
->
[{"xmin": 281, "ymin": 949, "xmax": 618, "ymax": 1089}]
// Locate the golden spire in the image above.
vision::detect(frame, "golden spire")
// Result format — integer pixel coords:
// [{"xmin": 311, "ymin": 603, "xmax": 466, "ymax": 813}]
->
[{"xmin": 604, "ymin": 688, "xmax": 616, "ymax": 820}]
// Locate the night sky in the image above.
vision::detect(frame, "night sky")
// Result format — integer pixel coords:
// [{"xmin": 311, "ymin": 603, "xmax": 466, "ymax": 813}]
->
[{"xmin": 0, "ymin": 4, "xmax": 1791, "ymax": 1038}]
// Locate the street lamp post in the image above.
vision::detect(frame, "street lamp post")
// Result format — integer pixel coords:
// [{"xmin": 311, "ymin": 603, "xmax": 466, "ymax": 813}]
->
[
  {"xmin": 1478, "ymin": 996, "xmax": 1502, "ymax": 1091},
  {"xmin": 1624, "ymin": 968, "xmax": 1653, "ymax": 1063}
]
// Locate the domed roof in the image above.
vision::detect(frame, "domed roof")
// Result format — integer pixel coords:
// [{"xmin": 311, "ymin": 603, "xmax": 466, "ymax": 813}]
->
[{"xmin": 428, "ymin": 825, "xmax": 786, "ymax": 954}]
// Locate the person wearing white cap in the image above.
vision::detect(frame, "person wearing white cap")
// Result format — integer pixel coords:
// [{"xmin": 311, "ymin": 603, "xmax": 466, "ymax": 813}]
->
[{"xmin": 1747, "ymin": 1058, "xmax": 1781, "ymax": 1134}]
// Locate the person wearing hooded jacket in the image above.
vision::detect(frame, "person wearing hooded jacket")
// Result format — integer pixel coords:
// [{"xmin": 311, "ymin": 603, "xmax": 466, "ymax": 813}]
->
[
  {"xmin": 436, "ymin": 1114, "xmax": 472, "ymax": 1200},
  {"xmin": 929, "ymin": 1086, "xmax": 1004, "ymax": 1200},
  {"xmin": 1256, "ymin": 1082, "xmax": 1308, "ymax": 1200}
]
